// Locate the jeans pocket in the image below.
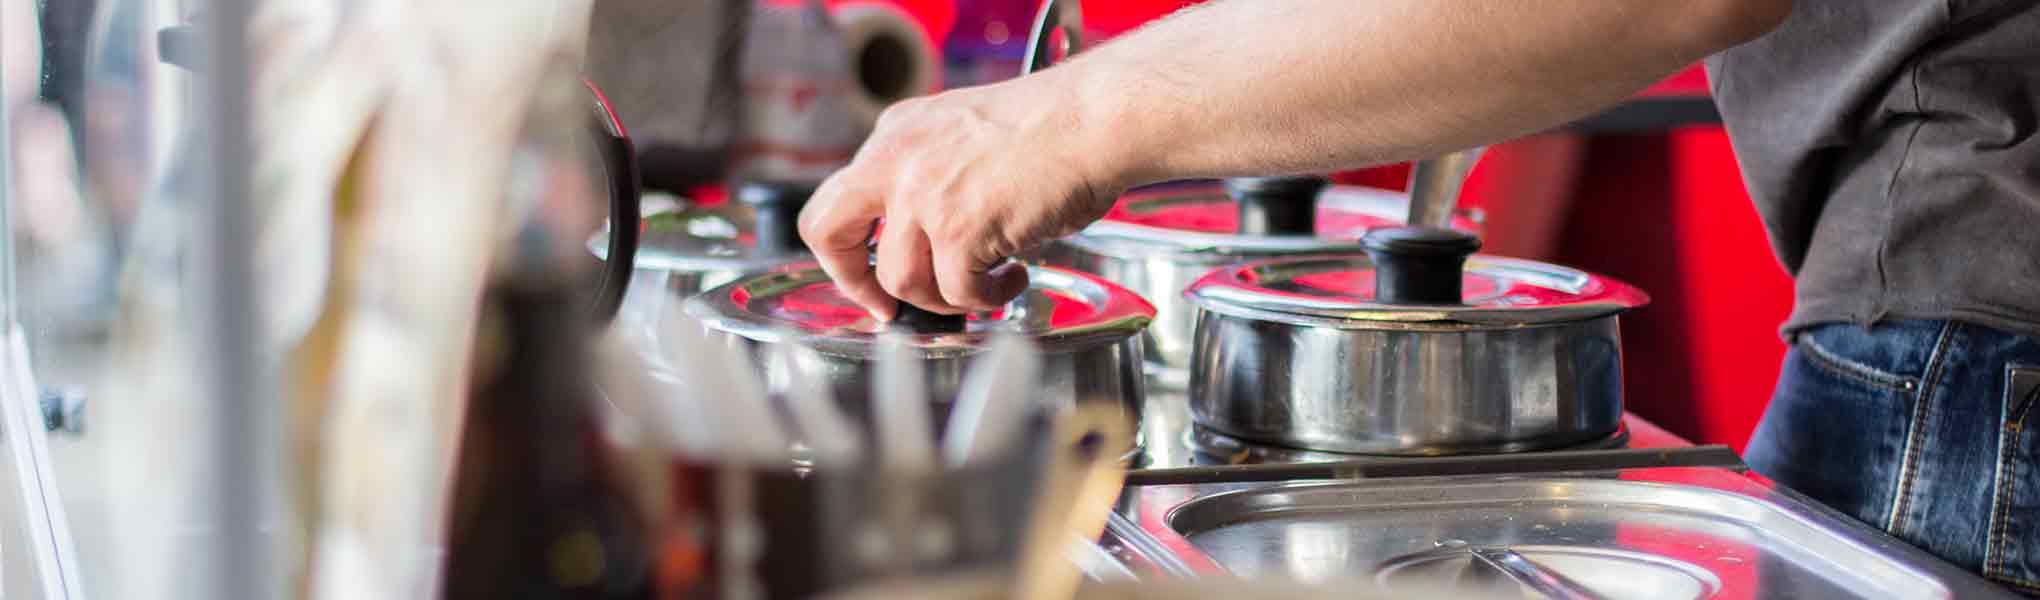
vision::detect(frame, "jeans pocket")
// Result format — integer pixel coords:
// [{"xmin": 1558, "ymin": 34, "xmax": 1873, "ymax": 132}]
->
[
  {"xmin": 1748, "ymin": 340, "xmax": 1924, "ymax": 538},
  {"xmin": 1795, "ymin": 330, "xmax": 1922, "ymax": 393},
  {"xmin": 1986, "ymin": 365, "xmax": 2040, "ymax": 592}
]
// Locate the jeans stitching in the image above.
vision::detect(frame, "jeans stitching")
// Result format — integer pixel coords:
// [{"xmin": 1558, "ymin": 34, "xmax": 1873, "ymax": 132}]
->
[
  {"xmin": 1988, "ymin": 366, "xmax": 2040, "ymax": 583},
  {"xmin": 1888, "ymin": 322, "xmax": 1960, "ymax": 536},
  {"xmin": 1796, "ymin": 335, "xmax": 1917, "ymax": 391},
  {"xmin": 1984, "ymin": 572, "xmax": 2040, "ymax": 594},
  {"xmin": 1992, "ymin": 430, "xmax": 2018, "ymax": 578}
]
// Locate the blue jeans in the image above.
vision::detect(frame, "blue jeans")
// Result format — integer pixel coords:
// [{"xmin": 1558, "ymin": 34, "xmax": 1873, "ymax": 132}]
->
[{"xmin": 1748, "ymin": 320, "xmax": 2040, "ymax": 594}]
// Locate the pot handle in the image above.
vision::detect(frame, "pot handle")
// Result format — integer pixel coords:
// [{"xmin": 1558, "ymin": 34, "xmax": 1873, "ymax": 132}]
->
[
  {"xmin": 1225, "ymin": 175, "xmax": 1328, "ymax": 236},
  {"xmin": 891, "ymin": 303, "xmax": 968, "ymax": 333},
  {"xmin": 864, "ymin": 250, "xmax": 972, "ymax": 333},
  {"xmin": 586, "ymin": 78, "xmax": 644, "ymax": 322},
  {"xmin": 1024, "ymin": 0, "xmax": 1084, "ymax": 76},
  {"xmin": 1361, "ymin": 226, "xmax": 1480, "ymax": 305}
]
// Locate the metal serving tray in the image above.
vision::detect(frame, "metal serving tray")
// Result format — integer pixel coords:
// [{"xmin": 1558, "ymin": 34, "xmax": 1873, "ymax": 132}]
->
[{"xmin": 1105, "ymin": 467, "xmax": 2019, "ymax": 599}]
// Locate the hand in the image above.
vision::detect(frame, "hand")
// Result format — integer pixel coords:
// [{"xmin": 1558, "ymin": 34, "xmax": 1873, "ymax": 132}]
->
[{"xmin": 798, "ymin": 79, "xmax": 1122, "ymax": 321}]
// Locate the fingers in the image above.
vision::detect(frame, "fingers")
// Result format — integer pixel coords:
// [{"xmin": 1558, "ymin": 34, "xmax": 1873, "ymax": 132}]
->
[
  {"xmin": 876, "ymin": 209, "xmax": 967, "ymax": 315},
  {"xmin": 933, "ymin": 242, "xmax": 1030, "ymax": 312},
  {"xmin": 800, "ymin": 174, "xmax": 896, "ymax": 321}
]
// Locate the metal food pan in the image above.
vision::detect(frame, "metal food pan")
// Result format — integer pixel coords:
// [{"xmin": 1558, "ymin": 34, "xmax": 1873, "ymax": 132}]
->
[{"xmin": 1106, "ymin": 467, "xmax": 2018, "ymax": 599}]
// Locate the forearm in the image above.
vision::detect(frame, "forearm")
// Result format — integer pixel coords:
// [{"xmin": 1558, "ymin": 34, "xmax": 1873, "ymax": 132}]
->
[{"xmin": 1044, "ymin": 0, "xmax": 1788, "ymax": 187}]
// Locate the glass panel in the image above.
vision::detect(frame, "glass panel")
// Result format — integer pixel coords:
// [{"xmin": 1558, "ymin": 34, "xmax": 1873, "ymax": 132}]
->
[
  {"xmin": 6, "ymin": 0, "xmax": 192, "ymax": 595},
  {"xmin": 6, "ymin": 1, "xmax": 623, "ymax": 596}
]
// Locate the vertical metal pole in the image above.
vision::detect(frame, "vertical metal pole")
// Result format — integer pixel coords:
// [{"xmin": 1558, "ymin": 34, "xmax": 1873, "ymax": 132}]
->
[{"xmin": 198, "ymin": 0, "xmax": 277, "ymax": 597}]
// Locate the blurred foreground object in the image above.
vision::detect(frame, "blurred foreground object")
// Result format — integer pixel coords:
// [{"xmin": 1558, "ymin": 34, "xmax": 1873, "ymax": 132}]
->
[{"xmin": 439, "ymin": 271, "xmax": 652, "ymax": 598}]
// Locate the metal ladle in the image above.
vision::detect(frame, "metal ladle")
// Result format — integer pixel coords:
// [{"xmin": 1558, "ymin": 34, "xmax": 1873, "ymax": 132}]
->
[{"xmin": 1405, "ymin": 147, "xmax": 1487, "ymax": 229}]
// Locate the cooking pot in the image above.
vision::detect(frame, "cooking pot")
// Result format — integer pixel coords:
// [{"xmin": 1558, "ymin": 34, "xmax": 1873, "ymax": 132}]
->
[
  {"xmin": 684, "ymin": 262, "xmax": 1153, "ymax": 454},
  {"xmin": 591, "ymin": 179, "xmax": 815, "ymax": 300},
  {"xmin": 1182, "ymin": 224, "xmax": 1648, "ymax": 455},
  {"xmin": 1038, "ymin": 174, "xmax": 1480, "ymax": 387}
]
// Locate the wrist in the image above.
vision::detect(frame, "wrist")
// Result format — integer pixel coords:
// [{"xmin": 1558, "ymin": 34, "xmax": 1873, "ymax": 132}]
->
[{"xmin": 1026, "ymin": 59, "xmax": 1159, "ymax": 198}]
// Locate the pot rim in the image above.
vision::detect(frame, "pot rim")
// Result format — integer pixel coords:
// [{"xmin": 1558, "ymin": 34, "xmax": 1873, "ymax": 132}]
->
[
  {"xmin": 593, "ymin": 202, "xmax": 810, "ymax": 273},
  {"xmin": 686, "ymin": 262, "xmax": 1155, "ymax": 358},
  {"xmin": 1184, "ymin": 254, "xmax": 1650, "ymax": 330}
]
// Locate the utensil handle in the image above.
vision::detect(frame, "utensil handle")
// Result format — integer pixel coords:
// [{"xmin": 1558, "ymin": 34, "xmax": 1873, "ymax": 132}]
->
[
  {"xmin": 1404, "ymin": 147, "xmax": 1485, "ymax": 229},
  {"xmin": 1023, "ymin": 0, "xmax": 1084, "ymax": 76},
  {"xmin": 1013, "ymin": 404, "xmax": 1132, "ymax": 600},
  {"xmin": 1226, "ymin": 176, "xmax": 1328, "ymax": 235},
  {"xmin": 1470, "ymin": 547, "xmax": 1607, "ymax": 600}
]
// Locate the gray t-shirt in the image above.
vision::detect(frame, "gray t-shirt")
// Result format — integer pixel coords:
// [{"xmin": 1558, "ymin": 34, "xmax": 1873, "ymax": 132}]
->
[{"xmin": 1706, "ymin": 1, "xmax": 2040, "ymax": 338}]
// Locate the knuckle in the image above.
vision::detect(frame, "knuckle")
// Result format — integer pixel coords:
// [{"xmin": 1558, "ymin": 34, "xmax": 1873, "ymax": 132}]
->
[
  {"xmin": 874, "ymin": 98, "xmax": 927, "ymax": 128},
  {"xmin": 921, "ymin": 204, "xmax": 978, "ymax": 245},
  {"xmin": 876, "ymin": 267, "xmax": 923, "ymax": 298},
  {"xmin": 796, "ymin": 209, "xmax": 825, "ymax": 238}
]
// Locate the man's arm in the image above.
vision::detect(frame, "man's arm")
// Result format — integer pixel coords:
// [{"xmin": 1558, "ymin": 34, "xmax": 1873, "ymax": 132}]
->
[{"xmin": 799, "ymin": 0, "xmax": 1790, "ymax": 320}]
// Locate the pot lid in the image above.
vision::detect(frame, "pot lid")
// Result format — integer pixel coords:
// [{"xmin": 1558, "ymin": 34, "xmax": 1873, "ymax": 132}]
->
[
  {"xmin": 1184, "ymin": 253, "xmax": 1648, "ymax": 329},
  {"xmin": 685, "ymin": 262, "xmax": 1154, "ymax": 357},
  {"xmin": 588, "ymin": 199, "xmax": 806, "ymax": 274},
  {"xmin": 1063, "ymin": 181, "xmax": 1480, "ymax": 260}
]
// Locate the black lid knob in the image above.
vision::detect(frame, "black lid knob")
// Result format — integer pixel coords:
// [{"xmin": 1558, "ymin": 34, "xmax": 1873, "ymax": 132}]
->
[
  {"xmin": 738, "ymin": 180, "xmax": 817, "ymax": 256},
  {"xmin": 1361, "ymin": 226, "xmax": 1481, "ymax": 305},
  {"xmin": 889, "ymin": 302, "xmax": 967, "ymax": 334},
  {"xmin": 1225, "ymin": 176, "xmax": 1328, "ymax": 236}
]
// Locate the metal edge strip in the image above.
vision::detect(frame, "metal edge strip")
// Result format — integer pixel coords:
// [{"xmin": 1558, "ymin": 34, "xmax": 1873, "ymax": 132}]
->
[{"xmin": 2, "ymin": 330, "xmax": 82, "ymax": 598}]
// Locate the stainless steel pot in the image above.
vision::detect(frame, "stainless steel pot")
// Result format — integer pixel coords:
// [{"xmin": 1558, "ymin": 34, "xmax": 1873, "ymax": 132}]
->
[
  {"xmin": 1182, "ymin": 233, "xmax": 1649, "ymax": 455},
  {"xmin": 684, "ymin": 263, "xmax": 1154, "ymax": 452},
  {"xmin": 590, "ymin": 179, "xmax": 815, "ymax": 299},
  {"xmin": 1039, "ymin": 177, "xmax": 1480, "ymax": 387}
]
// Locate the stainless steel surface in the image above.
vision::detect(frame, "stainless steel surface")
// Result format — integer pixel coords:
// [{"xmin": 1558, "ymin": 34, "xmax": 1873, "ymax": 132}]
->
[
  {"xmin": 592, "ymin": 200, "xmax": 789, "ymax": 298},
  {"xmin": 1188, "ymin": 308, "xmax": 1625, "ymax": 454},
  {"xmin": 1381, "ymin": 542, "xmax": 1712, "ymax": 599},
  {"xmin": 1181, "ymin": 252, "xmax": 1646, "ymax": 455},
  {"xmin": 1184, "ymin": 254, "xmax": 1649, "ymax": 328},
  {"xmin": 770, "ymin": 342, "xmax": 866, "ymax": 461},
  {"xmin": 1125, "ymin": 443, "xmax": 1751, "ymax": 489},
  {"xmin": 876, "ymin": 334, "xmax": 938, "ymax": 473},
  {"xmin": 686, "ymin": 264, "xmax": 1152, "ymax": 452},
  {"xmin": 1106, "ymin": 467, "xmax": 2021, "ymax": 599},
  {"xmin": 1041, "ymin": 184, "xmax": 1450, "ymax": 386},
  {"xmin": 1405, "ymin": 147, "xmax": 1486, "ymax": 229},
  {"xmin": 1134, "ymin": 386, "xmax": 1695, "ymax": 471},
  {"xmin": 1181, "ymin": 420, "xmax": 1629, "ymax": 464},
  {"xmin": 1465, "ymin": 545, "xmax": 1607, "ymax": 600},
  {"xmin": 942, "ymin": 334, "xmax": 1043, "ymax": 466}
]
